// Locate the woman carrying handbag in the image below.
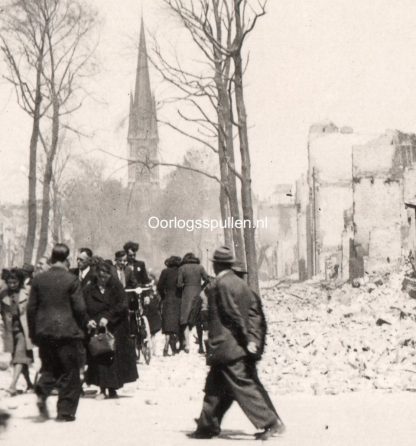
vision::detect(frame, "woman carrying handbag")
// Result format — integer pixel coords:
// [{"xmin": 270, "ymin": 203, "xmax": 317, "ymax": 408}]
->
[{"xmin": 84, "ymin": 261, "xmax": 138, "ymax": 399}]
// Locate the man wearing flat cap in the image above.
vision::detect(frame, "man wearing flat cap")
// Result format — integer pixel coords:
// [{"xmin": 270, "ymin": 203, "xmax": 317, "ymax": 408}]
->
[{"xmin": 191, "ymin": 246, "xmax": 285, "ymax": 441}]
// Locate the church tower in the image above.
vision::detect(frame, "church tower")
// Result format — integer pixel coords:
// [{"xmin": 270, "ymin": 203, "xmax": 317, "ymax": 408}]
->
[{"xmin": 127, "ymin": 18, "xmax": 159, "ymax": 188}]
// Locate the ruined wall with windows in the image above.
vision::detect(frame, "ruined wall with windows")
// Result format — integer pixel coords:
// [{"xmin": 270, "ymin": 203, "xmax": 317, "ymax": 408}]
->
[{"xmin": 300, "ymin": 123, "xmax": 416, "ymax": 281}]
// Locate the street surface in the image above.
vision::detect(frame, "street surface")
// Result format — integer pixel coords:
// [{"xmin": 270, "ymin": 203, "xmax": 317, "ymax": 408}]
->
[{"xmin": 1, "ymin": 336, "xmax": 416, "ymax": 446}]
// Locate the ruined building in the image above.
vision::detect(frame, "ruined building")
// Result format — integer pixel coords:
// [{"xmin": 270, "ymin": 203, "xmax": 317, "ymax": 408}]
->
[
  {"xmin": 297, "ymin": 122, "xmax": 416, "ymax": 281},
  {"xmin": 127, "ymin": 18, "xmax": 159, "ymax": 190},
  {"xmin": 257, "ymin": 185, "xmax": 298, "ymax": 280}
]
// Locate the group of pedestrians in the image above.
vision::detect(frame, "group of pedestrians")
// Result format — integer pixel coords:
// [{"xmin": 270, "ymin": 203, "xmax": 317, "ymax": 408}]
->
[
  {"xmin": 0, "ymin": 241, "xmax": 285, "ymax": 440},
  {"xmin": 0, "ymin": 241, "xmax": 151, "ymax": 421},
  {"xmin": 158, "ymin": 252, "xmax": 209, "ymax": 356}
]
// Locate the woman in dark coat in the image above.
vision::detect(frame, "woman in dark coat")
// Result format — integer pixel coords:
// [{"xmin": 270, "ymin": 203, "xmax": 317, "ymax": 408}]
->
[
  {"xmin": 157, "ymin": 256, "xmax": 182, "ymax": 356},
  {"xmin": 84, "ymin": 261, "xmax": 138, "ymax": 399},
  {"xmin": 0, "ymin": 268, "xmax": 33, "ymax": 396},
  {"xmin": 177, "ymin": 253, "xmax": 209, "ymax": 353}
]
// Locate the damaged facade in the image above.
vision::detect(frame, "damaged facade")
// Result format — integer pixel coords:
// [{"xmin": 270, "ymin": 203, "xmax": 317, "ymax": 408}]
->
[
  {"xmin": 260, "ymin": 122, "xmax": 416, "ymax": 281},
  {"xmin": 257, "ymin": 184, "xmax": 298, "ymax": 280},
  {"xmin": 301, "ymin": 122, "xmax": 416, "ymax": 281}
]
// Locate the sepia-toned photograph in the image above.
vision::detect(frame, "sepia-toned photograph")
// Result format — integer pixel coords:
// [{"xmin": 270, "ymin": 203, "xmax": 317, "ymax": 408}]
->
[{"xmin": 0, "ymin": 0, "xmax": 416, "ymax": 444}]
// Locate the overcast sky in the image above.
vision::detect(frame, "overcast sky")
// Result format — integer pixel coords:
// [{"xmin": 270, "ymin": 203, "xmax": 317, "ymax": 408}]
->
[{"xmin": 2, "ymin": 0, "xmax": 416, "ymax": 204}]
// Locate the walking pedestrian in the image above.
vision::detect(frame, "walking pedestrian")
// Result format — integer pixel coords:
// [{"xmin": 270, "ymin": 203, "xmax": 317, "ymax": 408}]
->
[
  {"xmin": 177, "ymin": 253, "xmax": 209, "ymax": 353},
  {"xmin": 157, "ymin": 256, "xmax": 182, "ymax": 356},
  {"xmin": 27, "ymin": 243, "xmax": 89, "ymax": 422},
  {"xmin": 0, "ymin": 268, "xmax": 34, "ymax": 396},
  {"xmin": 84, "ymin": 261, "xmax": 138, "ymax": 399},
  {"xmin": 191, "ymin": 246, "xmax": 285, "ymax": 440},
  {"xmin": 70, "ymin": 247, "xmax": 95, "ymax": 385}
]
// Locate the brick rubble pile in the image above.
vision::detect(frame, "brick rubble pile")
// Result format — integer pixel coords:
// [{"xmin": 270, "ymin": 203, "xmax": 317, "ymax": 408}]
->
[{"xmin": 259, "ymin": 271, "xmax": 416, "ymax": 395}]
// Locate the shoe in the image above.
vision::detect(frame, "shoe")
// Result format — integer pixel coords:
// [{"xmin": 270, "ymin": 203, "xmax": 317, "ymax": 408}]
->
[
  {"xmin": 6, "ymin": 388, "xmax": 17, "ymax": 397},
  {"xmin": 95, "ymin": 392, "xmax": 106, "ymax": 400},
  {"xmin": 36, "ymin": 398, "xmax": 49, "ymax": 421},
  {"xmin": 184, "ymin": 347, "xmax": 190, "ymax": 354},
  {"xmin": 255, "ymin": 419, "xmax": 286, "ymax": 440},
  {"xmin": 198, "ymin": 347, "xmax": 205, "ymax": 354},
  {"xmin": 108, "ymin": 389, "xmax": 118, "ymax": 399},
  {"xmin": 163, "ymin": 348, "xmax": 169, "ymax": 357},
  {"xmin": 0, "ymin": 409, "xmax": 10, "ymax": 428},
  {"xmin": 187, "ymin": 430, "xmax": 218, "ymax": 439},
  {"xmin": 56, "ymin": 414, "xmax": 76, "ymax": 422}
]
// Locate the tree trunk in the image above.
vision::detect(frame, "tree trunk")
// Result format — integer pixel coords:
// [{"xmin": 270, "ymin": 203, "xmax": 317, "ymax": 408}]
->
[
  {"xmin": 218, "ymin": 144, "xmax": 233, "ymax": 247},
  {"xmin": 212, "ymin": 1, "xmax": 245, "ymax": 261},
  {"xmin": 51, "ymin": 179, "xmax": 61, "ymax": 244},
  {"xmin": 223, "ymin": 95, "xmax": 245, "ymax": 263},
  {"xmin": 23, "ymin": 72, "xmax": 43, "ymax": 264},
  {"xmin": 37, "ymin": 158, "xmax": 53, "ymax": 259},
  {"xmin": 24, "ymin": 115, "xmax": 40, "ymax": 264},
  {"xmin": 37, "ymin": 100, "xmax": 60, "ymax": 260},
  {"xmin": 233, "ymin": 0, "xmax": 259, "ymax": 293}
]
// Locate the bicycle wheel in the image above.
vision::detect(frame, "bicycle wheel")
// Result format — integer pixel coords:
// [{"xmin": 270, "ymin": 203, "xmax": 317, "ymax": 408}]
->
[{"xmin": 142, "ymin": 343, "xmax": 151, "ymax": 365}]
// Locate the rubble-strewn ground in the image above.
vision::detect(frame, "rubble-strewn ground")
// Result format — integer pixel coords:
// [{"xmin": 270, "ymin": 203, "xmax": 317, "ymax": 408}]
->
[
  {"xmin": 1, "ymin": 273, "xmax": 416, "ymax": 444},
  {"xmin": 259, "ymin": 271, "xmax": 416, "ymax": 395}
]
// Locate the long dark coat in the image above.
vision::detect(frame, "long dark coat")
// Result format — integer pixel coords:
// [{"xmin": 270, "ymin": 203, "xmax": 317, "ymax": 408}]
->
[
  {"xmin": 177, "ymin": 261, "xmax": 209, "ymax": 325},
  {"xmin": 205, "ymin": 270, "xmax": 257, "ymax": 366},
  {"xmin": 157, "ymin": 266, "xmax": 181, "ymax": 334},
  {"xmin": 83, "ymin": 279, "xmax": 138, "ymax": 389},
  {"xmin": 28, "ymin": 266, "xmax": 88, "ymax": 344},
  {"xmin": 1, "ymin": 288, "xmax": 33, "ymax": 353}
]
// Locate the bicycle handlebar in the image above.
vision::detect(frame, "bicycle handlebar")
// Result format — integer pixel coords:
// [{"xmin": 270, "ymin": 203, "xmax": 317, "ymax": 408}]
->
[{"xmin": 125, "ymin": 286, "xmax": 153, "ymax": 294}]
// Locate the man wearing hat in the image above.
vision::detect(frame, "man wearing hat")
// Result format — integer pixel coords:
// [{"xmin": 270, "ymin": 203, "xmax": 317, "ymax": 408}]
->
[{"xmin": 191, "ymin": 246, "xmax": 285, "ymax": 441}]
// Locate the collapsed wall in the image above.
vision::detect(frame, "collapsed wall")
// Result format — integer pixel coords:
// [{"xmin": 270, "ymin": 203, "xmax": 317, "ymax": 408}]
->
[{"xmin": 301, "ymin": 123, "xmax": 416, "ymax": 281}]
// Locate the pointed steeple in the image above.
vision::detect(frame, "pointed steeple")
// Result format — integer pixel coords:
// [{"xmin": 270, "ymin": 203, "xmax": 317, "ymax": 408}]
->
[
  {"xmin": 128, "ymin": 91, "xmax": 135, "ymax": 139},
  {"xmin": 127, "ymin": 16, "xmax": 159, "ymax": 187},
  {"xmin": 134, "ymin": 17, "xmax": 152, "ymax": 114}
]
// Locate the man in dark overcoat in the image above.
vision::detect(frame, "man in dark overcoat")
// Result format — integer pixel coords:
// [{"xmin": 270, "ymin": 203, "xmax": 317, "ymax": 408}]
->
[
  {"xmin": 191, "ymin": 246, "xmax": 285, "ymax": 441},
  {"xmin": 27, "ymin": 243, "xmax": 89, "ymax": 422}
]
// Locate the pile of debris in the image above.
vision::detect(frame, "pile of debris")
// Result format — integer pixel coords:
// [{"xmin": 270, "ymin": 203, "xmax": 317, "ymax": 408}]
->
[{"xmin": 259, "ymin": 271, "xmax": 416, "ymax": 395}]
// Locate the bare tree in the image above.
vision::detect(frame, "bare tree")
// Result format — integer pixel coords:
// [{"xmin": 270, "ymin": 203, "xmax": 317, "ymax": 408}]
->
[
  {"xmin": 1, "ymin": 0, "xmax": 48, "ymax": 263},
  {"xmin": 36, "ymin": 0, "xmax": 98, "ymax": 260},
  {"xmin": 154, "ymin": 0, "xmax": 267, "ymax": 292},
  {"xmin": 1, "ymin": 0, "xmax": 98, "ymax": 262},
  {"xmin": 150, "ymin": 1, "xmax": 246, "ymax": 262}
]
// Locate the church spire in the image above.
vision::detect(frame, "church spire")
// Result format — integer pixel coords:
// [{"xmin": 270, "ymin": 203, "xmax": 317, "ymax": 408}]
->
[
  {"xmin": 134, "ymin": 17, "xmax": 152, "ymax": 113},
  {"xmin": 127, "ymin": 91, "xmax": 135, "ymax": 140},
  {"xmin": 127, "ymin": 16, "xmax": 159, "ymax": 187}
]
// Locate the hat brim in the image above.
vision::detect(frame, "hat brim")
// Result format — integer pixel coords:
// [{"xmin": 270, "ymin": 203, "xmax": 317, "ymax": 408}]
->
[
  {"xmin": 209, "ymin": 257, "xmax": 236, "ymax": 263},
  {"xmin": 232, "ymin": 267, "xmax": 247, "ymax": 274}
]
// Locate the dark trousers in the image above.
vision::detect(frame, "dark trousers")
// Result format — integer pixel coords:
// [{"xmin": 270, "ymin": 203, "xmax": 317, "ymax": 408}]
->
[
  {"xmin": 36, "ymin": 339, "xmax": 81, "ymax": 417},
  {"xmin": 197, "ymin": 358, "xmax": 280, "ymax": 433}
]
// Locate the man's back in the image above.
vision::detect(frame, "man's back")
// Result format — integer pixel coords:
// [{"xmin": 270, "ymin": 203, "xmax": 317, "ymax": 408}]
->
[
  {"xmin": 28, "ymin": 266, "xmax": 87, "ymax": 343},
  {"xmin": 206, "ymin": 270, "xmax": 253, "ymax": 365}
]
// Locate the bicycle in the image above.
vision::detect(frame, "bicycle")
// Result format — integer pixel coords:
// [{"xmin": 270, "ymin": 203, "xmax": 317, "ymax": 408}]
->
[{"xmin": 126, "ymin": 285, "xmax": 153, "ymax": 365}]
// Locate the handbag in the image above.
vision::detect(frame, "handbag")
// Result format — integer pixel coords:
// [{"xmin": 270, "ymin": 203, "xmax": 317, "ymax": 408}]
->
[{"xmin": 88, "ymin": 327, "xmax": 115, "ymax": 358}]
